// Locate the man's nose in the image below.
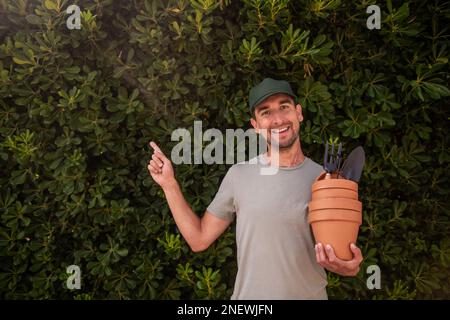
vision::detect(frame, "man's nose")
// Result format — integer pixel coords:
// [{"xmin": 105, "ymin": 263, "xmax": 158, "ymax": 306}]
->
[{"xmin": 270, "ymin": 110, "xmax": 285, "ymax": 126}]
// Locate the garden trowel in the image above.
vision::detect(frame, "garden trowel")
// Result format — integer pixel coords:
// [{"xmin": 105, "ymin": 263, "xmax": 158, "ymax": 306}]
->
[{"xmin": 340, "ymin": 146, "xmax": 365, "ymax": 183}]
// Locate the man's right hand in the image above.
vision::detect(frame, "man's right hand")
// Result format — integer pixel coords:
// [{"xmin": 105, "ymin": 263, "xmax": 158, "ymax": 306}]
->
[
  {"xmin": 147, "ymin": 141, "xmax": 231, "ymax": 253},
  {"xmin": 147, "ymin": 141, "xmax": 176, "ymax": 189}
]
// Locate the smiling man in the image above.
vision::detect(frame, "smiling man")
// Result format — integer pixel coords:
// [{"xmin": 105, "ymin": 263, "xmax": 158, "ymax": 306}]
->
[{"xmin": 147, "ymin": 78, "xmax": 363, "ymax": 300}]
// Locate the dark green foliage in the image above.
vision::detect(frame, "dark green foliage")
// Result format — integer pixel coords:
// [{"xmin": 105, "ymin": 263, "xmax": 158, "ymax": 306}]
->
[{"xmin": 0, "ymin": 0, "xmax": 449, "ymax": 299}]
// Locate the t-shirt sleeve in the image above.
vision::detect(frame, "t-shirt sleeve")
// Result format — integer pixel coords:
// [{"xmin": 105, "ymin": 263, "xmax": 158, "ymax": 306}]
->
[{"xmin": 207, "ymin": 166, "xmax": 236, "ymax": 222}]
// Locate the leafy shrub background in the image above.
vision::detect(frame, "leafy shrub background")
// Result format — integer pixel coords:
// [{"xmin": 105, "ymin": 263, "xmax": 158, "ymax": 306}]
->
[{"xmin": 0, "ymin": 0, "xmax": 449, "ymax": 299}]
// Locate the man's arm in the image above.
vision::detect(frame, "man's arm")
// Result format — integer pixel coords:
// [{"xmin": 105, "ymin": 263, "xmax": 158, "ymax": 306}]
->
[{"xmin": 147, "ymin": 141, "xmax": 231, "ymax": 252}]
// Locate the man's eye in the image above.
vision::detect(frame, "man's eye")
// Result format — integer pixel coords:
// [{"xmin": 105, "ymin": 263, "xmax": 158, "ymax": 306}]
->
[
  {"xmin": 281, "ymin": 105, "xmax": 289, "ymax": 110},
  {"xmin": 261, "ymin": 111, "xmax": 269, "ymax": 116}
]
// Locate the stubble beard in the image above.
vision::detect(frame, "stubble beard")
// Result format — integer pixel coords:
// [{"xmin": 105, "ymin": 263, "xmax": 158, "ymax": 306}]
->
[{"xmin": 267, "ymin": 128, "xmax": 299, "ymax": 150}]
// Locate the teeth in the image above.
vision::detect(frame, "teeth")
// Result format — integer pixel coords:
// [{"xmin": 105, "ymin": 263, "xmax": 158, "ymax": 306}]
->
[{"xmin": 272, "ymin": 126, "xmax": 289, "ymax": 133}]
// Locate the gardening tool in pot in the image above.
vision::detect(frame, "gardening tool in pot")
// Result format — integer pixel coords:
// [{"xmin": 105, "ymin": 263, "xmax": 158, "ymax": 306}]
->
[
  {"xmin": 323, "ymin": 141, "xmax": 328, "ymax": 173},
  {"xmin": 323, "ymin": 141, "xmax": 342, "ymax": 177},
  {"xmin": 336, "ymin": 142, "xmax": 343, "ymax": 178},
  {"xmin": 340, "ymin": 146, "xmax": 365, "ymax": 183}
]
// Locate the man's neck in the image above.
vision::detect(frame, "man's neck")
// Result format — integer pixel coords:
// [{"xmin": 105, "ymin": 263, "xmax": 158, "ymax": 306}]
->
[{"xmin": 265, "ymin": 140, "xmax": 305, "ymax": 167}]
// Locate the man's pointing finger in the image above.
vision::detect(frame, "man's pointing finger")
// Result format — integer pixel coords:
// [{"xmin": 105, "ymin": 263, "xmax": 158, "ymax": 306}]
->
[{"xmin": 149, "ymin": 141, "xmax": 163, "ymax": 154}]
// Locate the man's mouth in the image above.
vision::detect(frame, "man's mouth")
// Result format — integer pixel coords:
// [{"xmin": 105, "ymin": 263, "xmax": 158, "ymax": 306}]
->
[{"xmin": 271, "ymin": 126, "xmax": 290, "ymax": 134}]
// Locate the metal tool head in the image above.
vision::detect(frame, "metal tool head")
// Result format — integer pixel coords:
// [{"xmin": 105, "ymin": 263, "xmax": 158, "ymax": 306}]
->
[{"xmin": 340, "ymin": 146, "xmax": 365, "ymax": 182}]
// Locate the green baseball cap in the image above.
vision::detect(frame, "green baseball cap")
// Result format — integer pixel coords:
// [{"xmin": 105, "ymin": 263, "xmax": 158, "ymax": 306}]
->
[{"xmin": 249, "ymin": 78, "xmax": 297, "ymax": 114}]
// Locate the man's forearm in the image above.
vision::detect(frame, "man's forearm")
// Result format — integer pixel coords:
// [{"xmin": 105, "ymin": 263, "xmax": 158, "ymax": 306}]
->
[{"xmin": 162, "ymin": 180, "xmax": 203, "ymax": 250}]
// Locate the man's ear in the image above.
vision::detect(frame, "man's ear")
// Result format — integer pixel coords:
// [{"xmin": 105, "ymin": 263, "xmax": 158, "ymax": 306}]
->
[
  {"xmin": 250, "ymin": 117, "xmax": 259, "ymax": 134},
  {"xmin": 296, "ymin": 104, "xmax": 304, "ymax": 123}
]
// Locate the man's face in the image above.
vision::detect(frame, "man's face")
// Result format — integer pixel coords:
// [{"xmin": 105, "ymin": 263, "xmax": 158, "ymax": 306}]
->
[{"xmin": 250, "ymin": 93, "xmax": 303, "ymax": 149}]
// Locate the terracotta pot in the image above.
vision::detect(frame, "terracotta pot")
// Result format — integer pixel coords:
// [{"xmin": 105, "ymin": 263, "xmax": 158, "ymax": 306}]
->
[
  {"xmin": 312, "ymin": 172, "xmax": 358, "ymax": 200},
  {"xmin": 309, "ymin": 198, "xmax": 362, "ymax": 212},
  {"xmin": 308, "ymin": 171, "xmax": 362, "ymax": 261},
  {"xmin": 312, "ymin": 187, "xmax": 357, "ymax": 200}
]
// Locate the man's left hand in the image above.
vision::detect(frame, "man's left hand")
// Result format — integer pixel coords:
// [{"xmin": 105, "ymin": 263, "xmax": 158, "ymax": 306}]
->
[{"xmin": 315, "ymin": 243, "xmax": 363, "ymax": 276}]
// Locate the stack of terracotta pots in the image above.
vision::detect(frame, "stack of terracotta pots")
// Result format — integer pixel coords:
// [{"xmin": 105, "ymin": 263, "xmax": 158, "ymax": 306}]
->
[{"xmin": 308, "ymin": 172, "xmax": 362, "ymax": 260}]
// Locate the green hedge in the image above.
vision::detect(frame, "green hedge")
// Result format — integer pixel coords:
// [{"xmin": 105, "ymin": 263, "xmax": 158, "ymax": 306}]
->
[{"xmin": 0, "ymin": 0, "xmax": 449, "ymax": 299}]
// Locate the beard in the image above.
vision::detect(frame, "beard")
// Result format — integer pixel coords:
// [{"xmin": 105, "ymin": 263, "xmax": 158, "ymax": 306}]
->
[{"xmin": 267, "ymin": 128, "xmax": 299, "ymax": 149}]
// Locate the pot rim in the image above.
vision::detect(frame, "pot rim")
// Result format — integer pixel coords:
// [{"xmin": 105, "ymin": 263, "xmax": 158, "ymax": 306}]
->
[
  {"xmin": 312, "ymin": 184, "xmax": 359, "ymax": 193},
  {"xmin": 309, "ymin": 198, "xmax": 362, "ymax": 211},
  {"xmin": 312, "ymin": 172, "xmax": 358, "ymax": 192},
  {"xmin": 308, "ymin": 210, "xmax": 362, "ymax": 224}
]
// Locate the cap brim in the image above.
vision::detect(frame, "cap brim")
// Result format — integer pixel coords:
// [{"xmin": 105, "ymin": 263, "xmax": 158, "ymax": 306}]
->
[{"xmin": 251, "ymin": 90, "xmax": 297, "ymax": 112}]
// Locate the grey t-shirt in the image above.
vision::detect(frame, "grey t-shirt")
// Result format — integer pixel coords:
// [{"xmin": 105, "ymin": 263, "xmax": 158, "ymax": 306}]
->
[{"xmin": 207, "ymin": 154, "xmax": 328, "ymax": 300}]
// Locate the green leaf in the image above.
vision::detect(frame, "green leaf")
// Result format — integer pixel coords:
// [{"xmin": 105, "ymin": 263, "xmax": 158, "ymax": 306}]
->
[
  {"xmin": 13, "ymin": 57, "xmax": 31, "ymax": 65},
  {"xmin": 116, "ymin": 248, "xmax": 129, "ymax": 257},
  {"xmin": 44, "ymin": 0, "xmax": 58, "ymax": 11},
  {"xmin": 10, "ymin": 170, "xmax": 27, "ymax": 185},
  {"xmin": 25, "ymin": 15, "xmax": 42, "ymax": 25}
]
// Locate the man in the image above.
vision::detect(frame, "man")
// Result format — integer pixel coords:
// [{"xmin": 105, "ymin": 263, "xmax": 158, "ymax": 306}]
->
[{"xmin": 147, "ymin": 78, "xmax": 363, "ymax": 299}]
